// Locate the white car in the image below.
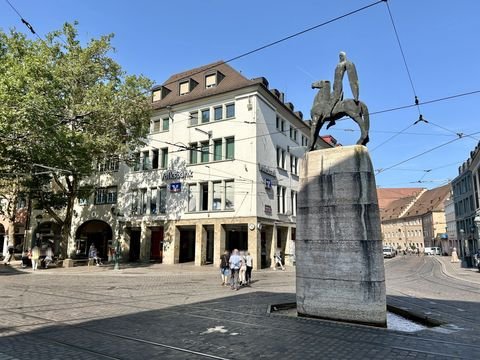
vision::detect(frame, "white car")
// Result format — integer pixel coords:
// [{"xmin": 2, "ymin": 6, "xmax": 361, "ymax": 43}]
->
[
  {"xmin": 383, "ymin": 247, "xmax": 396, "ymax": 258},
  {"xmin": 424, "ymin": 247, "xmax": 441, "ymax": 255}
]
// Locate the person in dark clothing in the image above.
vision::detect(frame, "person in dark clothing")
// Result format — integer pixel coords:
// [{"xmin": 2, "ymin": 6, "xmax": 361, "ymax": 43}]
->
[{"xmin": 220, "ymin": 250, "xmax": 230, "ymax": 286}]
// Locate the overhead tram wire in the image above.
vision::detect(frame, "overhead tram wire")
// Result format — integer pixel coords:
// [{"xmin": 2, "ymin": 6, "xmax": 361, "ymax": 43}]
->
[
  {"xmin": 376, "ymin": 130, "xmax": 480, "ymax": 175},
  {"xmin": 4, "ymin": 0, "xmax": 43, "ymax": 41},
  {"xmin": 150, "ymin": 1, "xmax": 385, "ymax": 91}
]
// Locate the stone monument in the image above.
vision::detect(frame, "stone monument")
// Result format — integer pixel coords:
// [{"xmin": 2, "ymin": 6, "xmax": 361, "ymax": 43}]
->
[{"xmin": 296, "ymin": 52, "xmax": 386, "ymax": 327}]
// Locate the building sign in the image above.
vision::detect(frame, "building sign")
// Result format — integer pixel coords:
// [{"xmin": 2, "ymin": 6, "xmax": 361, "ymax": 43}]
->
[
  {"xmin": 265, "ymin": 205, "xmax": 272, "ymax": 215},
  {"xmin": 169, "ymin": 182, "xmax": 181, "ymax": 193},
  {"xmin": 161, "ymin": 169, "xmax": 193, "ymax": 181},
  {"xmin": 265, "ymin": 178, "xmax": 272, "ymax": 190},
  {"xmin": 259, "ymin": 164, "xmax": 276, "ymax": 177}
]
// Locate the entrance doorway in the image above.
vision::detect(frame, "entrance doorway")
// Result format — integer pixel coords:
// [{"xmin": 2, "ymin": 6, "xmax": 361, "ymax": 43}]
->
[
  {"xmin": 225, "ymin": 225, "xmax": 248, "ymax": 252},
  {"xmin": 179, "ymin": 227, "xmax": 195, "ymax": 263},
  {"xmin": 150, "ymin": 227, "xmax": 164, "ymax": 263},
  {"xmin": 75, "ymin": 220, "xmax": 112, "ymax": 259},
  {"xmin": 129, "ymin": 229, "xmax": 141, "ymax": 262}
]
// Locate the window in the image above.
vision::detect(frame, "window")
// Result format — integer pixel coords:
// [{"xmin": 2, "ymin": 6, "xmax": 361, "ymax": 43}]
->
[
  {"xmin": 291, "ymin": 190, "xmax": 297, "ymax": 216},
  {"xmin": 179, "ymin": 81, "xmax": 190, "ymax": 95},
  {"xmin": 201, "ymin": 141, "xmax": 210, "ymax": 163},
  {"xmin": 152, "ymin": 149, "xmax": 159, "ymax": 169},
  {"xmin": 131, "ymin": 190, "xmax": 138, "ymax": 214},
  {"xmin": 162, "ymin": 117, "xmax": 169, "ymax": 131},
  {"xmin": 226, "ymin": 137, "xmax": 234, "ymax": 160},
  {"xmin": 214, "ymin": 139, "xmax": 222, "ymax": 161},
  {"xmin": 132, "ymin": 152, "xmax": 140, "ymax": 171},
  {"xmin": 277, "ymin": 186, "xmax": 286, "ymax": 214},
  {"xmin": 212, "ymin": 182, "xmax": 221, "ymax": 210},
  {"xmin": 189, "ymin": 111, "xmax": 198, "ymax": 126},
  {"xmin": 188, "ymin": 184, "xmax": 197, "ymax": 212},
  {"xmin": 140, "ymin": 189, "xmax": 147, "ymax": 215},
  {"xmin": 226, "ymin": 103, "xmax": 235, "ymax": 118},
  {"xmin": 97, "ymin": 158, "xmax": 119, "ymax": 172},
  {"xmin": 201, "ymin": 109, "xmax": 210, "ymax": 123},
  {"xmin": 142, "ymin": 151, "xmax": 150, "ymax": 170},
  {"xmin": 151, "ymin": 188, "xmax": 157, "ymax": 215},
  {"xmin": 292, "ymin": 129, "xmax": 297, "ymax": 142},
  {"xmin": 214, "ymin": 106, "xmax": 223, "ymax": 121},
  {"xmin": 159, "ymin": 186, "xmax": 167, "ymax": 213},
  {"xmin": 205, "ymin": 74, "xmax": 216, "ymax": 88},
  {"xmin": 95, "ymin": 187, "xmax": 117, "ymax": 205},
  {"xmin": 189, "ymin": 143, "xmax": 198, "ymax": 164},
  {"xmin": 291, "ymin": 155, "xmax": 298, "ymax": 175},
  {"xmin": 281, "ymin": 120, "xmax": 285, "ymax": 133},
  {"xmin": 200, "ymin": 182, "xmax": 209, "ymax": 211},
  {"xmin": 225, "ymin": 180, "xmax": 234, "ymax": 210},
  {"xmin": 107, "ymin": 187, "xmax": 117, "ymax": 204},
  {"xmin": 276, "ymin": 116, "xmax": 280, "ymax": 129},
  {"xmin": 152, "ymin": 90, "xmax": 161, "ymax": 102},
  {"xmin": 161, "ymin": 148, "xmax": 168, "ymax": 168},
  {"xmin": 152, "ymin": 119, "xmax": 160, "ymax": 133},
  {"xmin": 277, "ymin": 147, "xmax": 285, "ymax": 168}
]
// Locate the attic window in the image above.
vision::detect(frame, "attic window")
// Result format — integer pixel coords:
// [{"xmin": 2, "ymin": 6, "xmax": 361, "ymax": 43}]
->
[
  {"xmin": 151, "ymin": 86, "xmax": 171, "ymax": 102},
  {"xmin": 179, "ymin": 81, "xmax": 190, "ymax": 95},
  {"xmin": 205, "ymin": 74, "xmax": 216, "ymax": 88},
  {"xmin": 152, "ymin": 90, "xmax": 162, "ymax": 102}
]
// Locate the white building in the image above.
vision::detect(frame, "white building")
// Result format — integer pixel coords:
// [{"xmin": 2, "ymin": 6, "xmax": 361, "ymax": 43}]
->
[{"xmin": 41, "ymin": 61, "xmax": 334, "ymax": 269}]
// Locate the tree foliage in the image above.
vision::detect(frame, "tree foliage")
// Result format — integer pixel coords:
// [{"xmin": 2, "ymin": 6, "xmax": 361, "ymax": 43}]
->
[{"xmin": 0, "ymin": 23, "xmax": 153, "ymax": 256}]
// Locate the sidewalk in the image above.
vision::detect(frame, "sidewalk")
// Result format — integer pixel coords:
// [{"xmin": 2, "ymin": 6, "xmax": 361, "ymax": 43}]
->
[{"xmin": 433, "ymin": 255, "xmax": 480, "ymax": 285}]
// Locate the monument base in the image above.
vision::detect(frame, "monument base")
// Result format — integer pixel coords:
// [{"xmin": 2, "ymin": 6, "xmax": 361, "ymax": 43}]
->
[{"xmin": 296, "ymin": 145, "xmax": 386, "ymax": 327}]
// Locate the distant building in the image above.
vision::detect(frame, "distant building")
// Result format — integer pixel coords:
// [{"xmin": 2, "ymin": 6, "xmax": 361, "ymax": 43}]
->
[{"xmin": 379, "ymin": 185, "xmax": 450, "ymax": 253}]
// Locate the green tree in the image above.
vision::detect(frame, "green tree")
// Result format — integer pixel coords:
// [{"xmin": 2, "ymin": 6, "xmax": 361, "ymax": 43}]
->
[{"xmin": 0, "ymin": 23, "xmax": 152, "ymax": 258}]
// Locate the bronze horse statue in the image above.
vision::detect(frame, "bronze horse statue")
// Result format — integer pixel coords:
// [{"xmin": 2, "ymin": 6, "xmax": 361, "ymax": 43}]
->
[{"xmin": 309, "ymin": 80, "xmax": 369, "ymax": 150}]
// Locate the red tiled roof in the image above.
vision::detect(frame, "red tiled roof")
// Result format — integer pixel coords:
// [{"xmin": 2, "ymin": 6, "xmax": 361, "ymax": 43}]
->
[
  {"xmin": 403, "ymin": 184, "xmax": 451, "ymax": 217},
  {"xmin": 377, "ymin": 188, "xmax": 424, "ymax": 209},
  {"xmin": 151, "ymin": 61, "xmax": 259, "ymax": 110}
]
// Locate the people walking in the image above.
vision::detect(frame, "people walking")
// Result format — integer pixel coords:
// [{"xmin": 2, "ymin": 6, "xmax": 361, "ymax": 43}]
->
[
  {"xmin": 3, "ymin": 244, "xmax": 14, "ymax": 265},
  {"xmin": 220, "ymin": 250, "xmax": 230, "ymax": 286},
  {"xmin": 44, "ymin": 246, "xmax": 53, "ymax": 268},
  {"xmin": 88, "ymin": 244, "xmax": 102, "ymax": 266},
  {"xmin": 274, "ymin": 248, "xmax": 285, "ymax": 271},
  {"xmin": 245, "ymin": 252, "xmax": 253, "ymax": 285},
  {"xmin": 21, "ymin": 249, "xmax": 31, "ymax": 268},
  {"xmin": 31, "ymin": 246, "xmax": 40, "ymax": 271},
  {"xmin": 239, "ymin": 251, "xmax": 247, "ymax": 286},
  {"xmin": 229, "ymin": 249, "xmax": 241, "ymax": 290}
]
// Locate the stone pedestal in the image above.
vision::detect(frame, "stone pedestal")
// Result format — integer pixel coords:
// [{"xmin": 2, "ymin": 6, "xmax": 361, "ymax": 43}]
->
[
  {"xmin": 63, "ymin": 258, "xmax": 74, "ymax": 268},
  {"xmin": 296, "ymin": 145, "xmax": 386, "ymax": 327}
]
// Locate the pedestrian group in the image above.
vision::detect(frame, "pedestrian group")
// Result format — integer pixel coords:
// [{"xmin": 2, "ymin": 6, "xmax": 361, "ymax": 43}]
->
[{"xmin": 220, "ymin": 249, "xmax": 254, "ymax": 291}]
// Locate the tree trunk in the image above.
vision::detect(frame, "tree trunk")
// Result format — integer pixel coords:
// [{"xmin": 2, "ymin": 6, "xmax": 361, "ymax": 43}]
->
[{"xmin": 59, "ymin": 176, "xmax": 77, "ymax": 259}]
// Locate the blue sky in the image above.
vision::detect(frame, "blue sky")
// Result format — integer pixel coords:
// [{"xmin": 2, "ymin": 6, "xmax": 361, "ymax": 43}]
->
[{"xmin": 2, "ymin": 0, "xmax": 479, "ymax": 189}]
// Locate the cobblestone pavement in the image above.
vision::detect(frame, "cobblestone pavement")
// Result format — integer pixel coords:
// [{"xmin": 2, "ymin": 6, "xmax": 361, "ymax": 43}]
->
[{"xmin": 0, "ymin": 256, "xmax": 479, "ymax": 359}]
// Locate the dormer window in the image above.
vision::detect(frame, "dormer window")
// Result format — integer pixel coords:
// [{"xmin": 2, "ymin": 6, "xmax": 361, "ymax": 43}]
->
[
  {"xmin": 205, "ymin": 74, "xmax": 216, "ymax": 88},
  {"xmin": 204, "ymin": 71, "xmax": 224, "ymax": 89},
  {"xmin": 179, "ymin": 78, "xmax": 198, "ymax": 96},
  {"xmin": 179, "ymin": 81, "xmax": 190, "ymax": 95},
  {"xmin": 152, "ymin": 90, "xmax": 162, "ymax": 102},
  {"xmin": 151, "ymin": 86, "xmax": 171, "ymax": 102}
]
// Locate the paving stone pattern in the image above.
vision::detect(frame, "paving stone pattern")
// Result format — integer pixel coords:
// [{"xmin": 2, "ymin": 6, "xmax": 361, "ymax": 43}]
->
[{"xmin": 0, "ymin": 256, "xmax": 479, "ymax": 359}]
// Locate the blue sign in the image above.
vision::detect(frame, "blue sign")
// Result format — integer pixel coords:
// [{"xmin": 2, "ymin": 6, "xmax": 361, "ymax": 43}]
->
[
  {"xmin": 170, "ymin": 182, "xmax": 181, "ymax": 193},
  {"xmin": 265, "ymin": 178, "xmax": 272, "ymax": 189}
]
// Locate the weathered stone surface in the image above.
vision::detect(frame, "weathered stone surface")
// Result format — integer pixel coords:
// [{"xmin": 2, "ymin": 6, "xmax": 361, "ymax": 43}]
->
[{"xmin": 296, "ymin": 145, "xmax": 386, "ymax": 326}]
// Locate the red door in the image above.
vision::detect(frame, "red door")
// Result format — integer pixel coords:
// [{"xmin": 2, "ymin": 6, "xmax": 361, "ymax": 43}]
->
[{"xmin": 150, "ymin": 228, "xmax": 164, "ymax": 262}]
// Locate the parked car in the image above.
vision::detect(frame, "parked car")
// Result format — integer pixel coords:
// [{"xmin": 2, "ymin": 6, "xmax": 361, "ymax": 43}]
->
[
  {"xmin": 383, "ymin": 246, "xmax": 396, "ymax": 258},
  {"xmin": 424, "ymin": 247, "xmax": 441, "ymax": 255}
]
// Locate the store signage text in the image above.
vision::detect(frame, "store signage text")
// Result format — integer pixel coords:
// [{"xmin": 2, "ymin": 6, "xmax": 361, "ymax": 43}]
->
[{"xmin": 161, "ymin": 169, "xmax": 193, "ymax": 181}]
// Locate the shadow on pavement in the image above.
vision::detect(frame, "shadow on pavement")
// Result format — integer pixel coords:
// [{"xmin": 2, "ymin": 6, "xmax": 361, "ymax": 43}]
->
[{"xmin": 0, "ymin": 291, "xmax": 479, "ymax": 359}]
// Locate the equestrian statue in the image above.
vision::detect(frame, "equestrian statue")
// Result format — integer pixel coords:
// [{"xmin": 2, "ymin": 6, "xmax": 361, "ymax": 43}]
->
[{"xmin": 309, "ymin": 51, "xmax": 370, "ymax": 151}]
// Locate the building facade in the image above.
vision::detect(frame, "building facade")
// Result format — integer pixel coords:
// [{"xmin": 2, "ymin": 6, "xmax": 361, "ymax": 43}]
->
[
  {"xmin": 380, "ymin": 185, "xmax": 450, "ymax": 253},
  {"xmin": 32, "ymin": 61, "xmax": 333, "ymax": 269}
]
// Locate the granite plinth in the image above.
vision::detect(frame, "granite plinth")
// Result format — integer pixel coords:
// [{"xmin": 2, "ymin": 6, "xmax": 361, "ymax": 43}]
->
[{"xmin": 296, "ymin": 145, "xmax": 386, "ymax": 327}]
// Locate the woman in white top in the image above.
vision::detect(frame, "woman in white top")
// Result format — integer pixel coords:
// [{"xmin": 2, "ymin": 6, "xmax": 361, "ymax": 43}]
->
[{"xmin": 245, "ymin": 252, "xmax": 253, "ymax": 284}]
